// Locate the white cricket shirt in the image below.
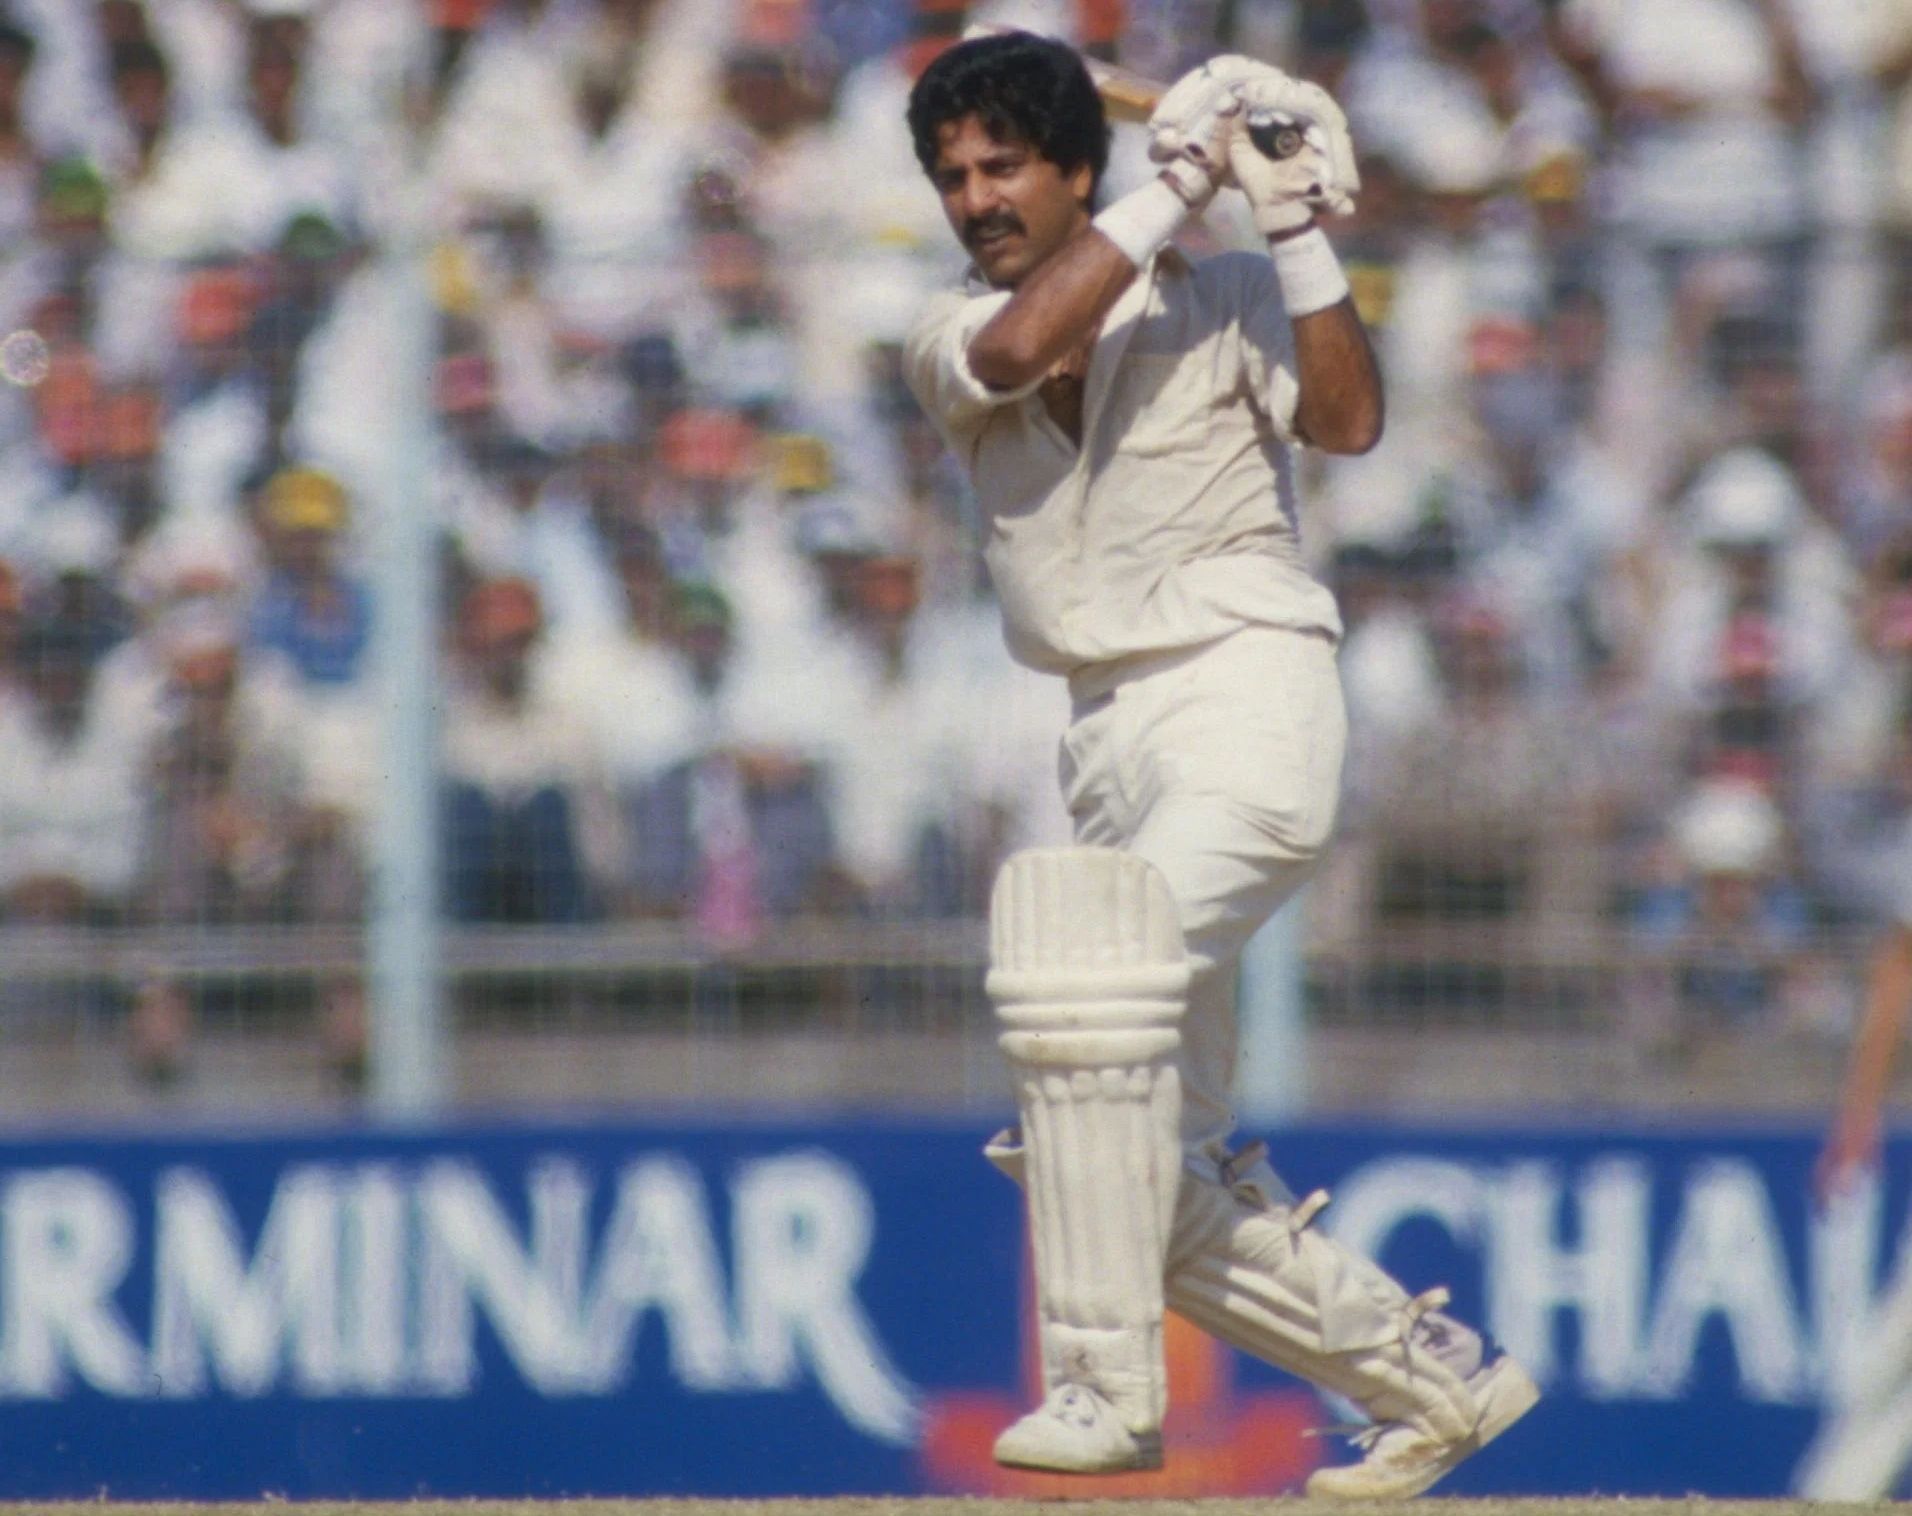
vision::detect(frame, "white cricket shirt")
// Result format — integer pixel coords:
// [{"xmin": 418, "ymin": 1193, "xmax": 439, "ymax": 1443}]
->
[{"xmin": 904, "ymin": 247, "xmax": 1342, "ymax": 677}]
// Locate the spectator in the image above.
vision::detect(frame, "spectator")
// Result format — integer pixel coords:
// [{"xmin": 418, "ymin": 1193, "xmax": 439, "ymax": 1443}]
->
[
  {"xmin": 540, "ymin": 520, "xmax": 703, "ymax": 792},
  {"xmin": 1647, "ymin": 446, "xmax": 1855, "ymax": 711},
  {"xmin": 0, "ymin": 556, "xmax": 21, "ymax": 708},
  {"xmin": 1356, "ymin": 103, "xmax": 1530, "ymax": 436},
  {"xmin": 1626, "ymin": 776, "xmax": 1817, "ymax": 1049},
  {"xmin": 12, "ymin": 158, "xmax": 122, "ymax": 356},
  {"xmin": 1345, "ymin": 3, "xmax": 1595, "ymax": 207},
  {"xmin": 101, "ymin": 36, "xmax": 182, "ymax": 256},
  {"xmin": 0, "ymin": 20, "xmax": 41, "ymax": 247},
  {"xmin": 122, "ymin": 13, "xmax": 355, "ymax": 260},
  {"xmin": 247, "ymin": 464, "xmax": 371, "ymax": 693},
  {"xmin": 1457, "ymin": 312, "xmax": 1644, "ymax": 692},
  {"xmin": 449, "ymin": 430, "xmax": 623, "ymax": 639},
  {"xmin": 159, "ymin": 259, "xmax": 271, "ymax": 537},
  {"xmin": 1837, "ymin": 350, "xmax": 1912, "ymax": 561},
  {"xmin": 623, "ymin": 582, "xmax": 850, "ymax": 938},
  {"xmin": 252, "ymin": 212, "xmax": 358, "ymax": 387},
  {"xmin": 1552, "ymin": 0, "xmax": 1804, "ymax": 346},
  {"xmin": 442, "ymin": 576, "xmax": 614, "ymax": 923},
  {"xmin": 0, "ymin": 0, "xmax": 1909, "ymax": 1098},
  {"xmin": 811, "ymin": 553, "xmax": 966, "ymax": 911},
  {"xmin": 674, "ymin": 220, "xmax": 801, "ymax": 417},
  {"xmin": 1329, "ymin": 539, "xmax": 1443, "ymax": 821},
  {"xmin": 535, "ymin": 36, "xmax": 697, "ymax": 343},
  {"xmin": 130, "ymin": 599, "xmax": 339, "ymax": 1079},
  {"xmin": 0, "ymin": 613, "xmax": 143, "ymax": 925},
  {"xmin": 1803, "ymin": 568, "xmax": 1912, "ymax": 916},
  {"xmin": 1826, "ymin": 532, "xmax": 1912, "ymax": 782},
  {"xmin": 1346, "ymin": 589, "xmax": 1608, "ymax": 940},
  {"xmin": 1786, "ymin": 0, "xmax": 1912, "ymax": 404}
]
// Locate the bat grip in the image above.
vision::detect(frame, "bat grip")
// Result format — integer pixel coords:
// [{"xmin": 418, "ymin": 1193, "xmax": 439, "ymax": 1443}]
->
[{"xmin": 1246, "ymin": 111, "xmax": 1307, "ymax": 161}]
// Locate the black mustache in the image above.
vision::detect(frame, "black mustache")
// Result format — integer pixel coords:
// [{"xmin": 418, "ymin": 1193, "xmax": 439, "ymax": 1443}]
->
[{"xmin": 964, "ymin": 213, "xmax": 1024, "ymax": 245}]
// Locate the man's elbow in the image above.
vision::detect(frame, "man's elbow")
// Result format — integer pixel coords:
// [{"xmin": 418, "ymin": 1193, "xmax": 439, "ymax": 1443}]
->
[
  {"xmin": 1308, "ymin": 402, "xmax": 1385, "ymax": 456},
  {"xmin": 1351, "ymin": 408, "xmax": 1386, "ymax": 455},
  {"xmin": 967, "ymin": 329, "xmax": 1045, "ymax": 392}
]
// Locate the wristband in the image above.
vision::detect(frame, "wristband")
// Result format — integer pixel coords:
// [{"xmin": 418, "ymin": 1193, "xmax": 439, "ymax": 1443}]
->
[
  {"xmin": 1092, "ymin": 176, "xmax": 1190, "ymax": 270},
  {"xmin": 1269, "ymin": 225, "xmax": 1350, "ymax": 316}
]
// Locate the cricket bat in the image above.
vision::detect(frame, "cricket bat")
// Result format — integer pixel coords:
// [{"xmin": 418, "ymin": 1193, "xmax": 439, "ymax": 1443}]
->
[{"xmin": 962, "ymin": 25, "xmax": 1307, "ymax": 158}]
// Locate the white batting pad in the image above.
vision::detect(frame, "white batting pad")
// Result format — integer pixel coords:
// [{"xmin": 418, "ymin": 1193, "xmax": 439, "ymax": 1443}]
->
[
  {"xmin": 1165, "ymin": 1151, "xmax": 1481, "ymax": 1444},
  {"xmin": 988, "ymin": 847, "xmax": 1190, "ymax": 1435}
]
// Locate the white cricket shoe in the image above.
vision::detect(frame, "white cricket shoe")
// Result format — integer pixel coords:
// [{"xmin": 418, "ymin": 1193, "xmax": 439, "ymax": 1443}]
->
[
  {"xmin": 1305, "ymin": 1355, "xmax": 1540, "ymax": 1500},
  {"xmin": 992, "ymin": 1383, "xmax": 1164, "ymax": 1474}
]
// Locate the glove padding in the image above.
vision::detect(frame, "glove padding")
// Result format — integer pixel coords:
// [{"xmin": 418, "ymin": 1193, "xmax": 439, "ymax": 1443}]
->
[
  {"xmin": 1146, "ymin": 57, "xmax": 1281, "ymax": 205},
  {"xmin": 1226, "ymin": 74, "xmax": 1360, "ymax": 234}
]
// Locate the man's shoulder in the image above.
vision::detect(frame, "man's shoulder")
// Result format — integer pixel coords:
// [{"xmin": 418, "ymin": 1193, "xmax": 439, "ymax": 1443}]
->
[
  {"xmin": 904, "ymin": 279, "xmax": 988, "ymax": 348},
  {"xmin": 914, "ymin": 280, "xmax": 979, "ymax": 318}
]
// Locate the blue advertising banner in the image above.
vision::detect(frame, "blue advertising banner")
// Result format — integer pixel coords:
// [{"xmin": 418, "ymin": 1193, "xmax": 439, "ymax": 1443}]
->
[{"xmin": 0, "ymin": 1117, "xmax": 1902, "ymax": 1500}]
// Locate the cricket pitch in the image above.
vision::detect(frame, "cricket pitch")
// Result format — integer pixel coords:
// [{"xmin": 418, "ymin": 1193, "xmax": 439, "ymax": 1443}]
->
[{"xmin": 0, "ymin": 1500, "xmax": 1887, "ymax": 1516}]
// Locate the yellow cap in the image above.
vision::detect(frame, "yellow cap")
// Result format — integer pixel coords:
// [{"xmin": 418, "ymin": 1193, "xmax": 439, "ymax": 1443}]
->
[
  {"xmin": 264, "ymin": 466, "xmax": 348, "ymax": 532},
  {"xmin": 769, "ymin": 432, "xmax": 833, "ymax": 494},
  {"xmin": 1525, "ymin": 150, "xmax": 1586, "ymax": 206}
]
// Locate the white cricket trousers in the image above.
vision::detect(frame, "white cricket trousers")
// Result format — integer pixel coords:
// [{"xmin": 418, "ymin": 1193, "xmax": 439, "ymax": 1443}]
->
[{"xmin": 1060, "ymin": 624, "xmax": 1346, "ymax": 1151}]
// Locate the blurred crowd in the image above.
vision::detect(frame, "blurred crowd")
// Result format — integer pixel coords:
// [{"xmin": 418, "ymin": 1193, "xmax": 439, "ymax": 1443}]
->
[{"xmin": 0, "ymin": 0, "xmax": 1906, "ymax": 1075}]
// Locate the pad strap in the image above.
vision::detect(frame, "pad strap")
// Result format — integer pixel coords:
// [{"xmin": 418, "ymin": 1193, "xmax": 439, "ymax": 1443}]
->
[{"xmin": 1165, "ymin": 1157, "xmax": 1482, "ymax": 1442}]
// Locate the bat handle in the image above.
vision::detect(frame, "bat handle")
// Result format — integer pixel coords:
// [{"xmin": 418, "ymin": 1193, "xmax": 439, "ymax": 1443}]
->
[{"xmin": 1245, "ymin": 109, "xmax": 1307, "ymax": 161}]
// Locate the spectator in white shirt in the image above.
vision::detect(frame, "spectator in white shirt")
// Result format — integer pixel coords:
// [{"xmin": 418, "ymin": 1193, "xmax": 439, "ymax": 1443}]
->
[
  {"xmin": 538, "ymin": 520, "xmax": 703, "ymax": 793},
  {"xmin": 1802, "ymin": 533, "xmax": 1912, "ymax": 884},
  {"xmin": 127, "ymin": 593, "xmax": 341, "ymax": 1081},
  {"xmin": 1647, "ymin": 445, "xmax": 1856, "ymax": 713},
  {"xmin": 1345, "ymin": 4, "xmax": 1594, "ymax": 205},
  {"xmin": 447, "ymin": 431, "xmax": 623, "ymax": 640},
  {"xmin": 123, "ymin": 13, "xmax": 354, "ymax": 260},
  {"xmin": 1784, "ymin": 0, "xmax": 1912, "ymax": 405},
  {"xmin": 0, "ymin": 20, "xmax": 41, "ymax": 250},
  {"xmin": 533, "ymin": 40, "xmax": 695, "ymax": 343},
  {"xmin": 1554, "ymin": 0, "xmax": 1813, "ymax": 354},
  {"xmin": 98, "ymin": 36, "xmax": 177, "ymax": 238},
  {"xmin": 0, "ymin": 613, "xmax": 144, "ymax": 924},
  {"xmin": 442, "ymin": 575, "xmax": 617, "ymax": 923},
  {"xmin": 157, "ymin": 259, "xmax": 272, "ymax": 539},
  {"xmin": 1837, "ymin": 350, "xmax": 1912, "ymax": 563}
]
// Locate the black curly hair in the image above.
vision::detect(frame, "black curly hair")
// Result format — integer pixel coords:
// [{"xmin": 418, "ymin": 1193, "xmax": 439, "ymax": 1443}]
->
[{"xmin": 906, "ymin": 31, "xmax": 1109, "ymax": 199}]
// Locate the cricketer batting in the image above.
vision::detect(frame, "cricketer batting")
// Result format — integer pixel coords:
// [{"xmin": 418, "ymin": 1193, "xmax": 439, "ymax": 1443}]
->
[{"xmin": 901, "ymin": 31, "xmax": 1539, "ymax": 1497}]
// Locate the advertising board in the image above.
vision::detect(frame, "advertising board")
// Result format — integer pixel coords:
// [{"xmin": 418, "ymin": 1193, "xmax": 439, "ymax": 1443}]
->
[{"xmin": 0, "ymin": 1118, "xmax": 1899, "ymax": 1498}]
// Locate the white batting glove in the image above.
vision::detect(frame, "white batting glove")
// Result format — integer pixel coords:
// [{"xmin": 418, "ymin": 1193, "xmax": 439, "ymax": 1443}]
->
[
  {"xmin": 1146, "ymin": 59, "xmax": 1261, "ymax": 207},
  {"xmin": 1226, "ymin": 74, "xmax": 1360, "ymax": 235}
]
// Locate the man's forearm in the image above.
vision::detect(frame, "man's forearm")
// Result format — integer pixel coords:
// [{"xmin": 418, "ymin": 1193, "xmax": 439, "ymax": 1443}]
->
[
  {"xmin": 1290, "ymin": 289, "xmax": 1383, "ymax": 454},
  {"xmin": 967, "ymin": 226, "xmax": 1139, "ymax": 391},
  {"xmin": 968, "ymin": 173, "xmax": 1201, "ymax": 392},
  {"xmin": 1842, "ymin": 925, "xmax": 1912, "ymax": 1128},
  {"xmin": 1253, "ymin": 212, "xmax": 1382, "ymax": 454}
]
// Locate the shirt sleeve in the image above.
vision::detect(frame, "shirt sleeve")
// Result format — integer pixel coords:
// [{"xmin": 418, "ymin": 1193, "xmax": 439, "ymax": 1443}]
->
[
  {"xmin": 902, "ymin": 286, "xmax": 1044, "ymax": 438},
  {"xmin": 1228, "ymin": 253, "xmax": 1303, "ymax": 444}
]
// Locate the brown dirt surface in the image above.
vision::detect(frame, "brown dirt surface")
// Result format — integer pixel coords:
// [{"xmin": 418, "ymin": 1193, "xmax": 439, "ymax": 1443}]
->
[{"xmin": 0, "ymin": 1499, "xmax": 1884, "ymax": 1516}]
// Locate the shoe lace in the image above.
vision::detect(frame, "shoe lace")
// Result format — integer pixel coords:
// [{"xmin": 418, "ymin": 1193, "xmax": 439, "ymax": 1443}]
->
[
  {"xmin": 1218, "ymin": 1139, "xmax": 1269, "ymax": 1187},
  {"xmin": 1306, "ymin": 1420, "xmax": 1392, "ymax": 1450}
]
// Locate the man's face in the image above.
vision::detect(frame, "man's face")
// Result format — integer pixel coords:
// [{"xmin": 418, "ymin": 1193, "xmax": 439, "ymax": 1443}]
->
[
  {"xmin": 114, "ymin": 66, "xmax": 168, "ymax": 138},
  {"xmin": 930, "ymin": 114, "xmax": 1092, "ymax": 288}
]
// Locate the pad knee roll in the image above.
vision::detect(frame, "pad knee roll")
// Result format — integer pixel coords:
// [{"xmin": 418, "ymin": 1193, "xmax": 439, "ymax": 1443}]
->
[{"xmin": 989, "ymin": 846, "xmax": 1189, "ymax": 1067}]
